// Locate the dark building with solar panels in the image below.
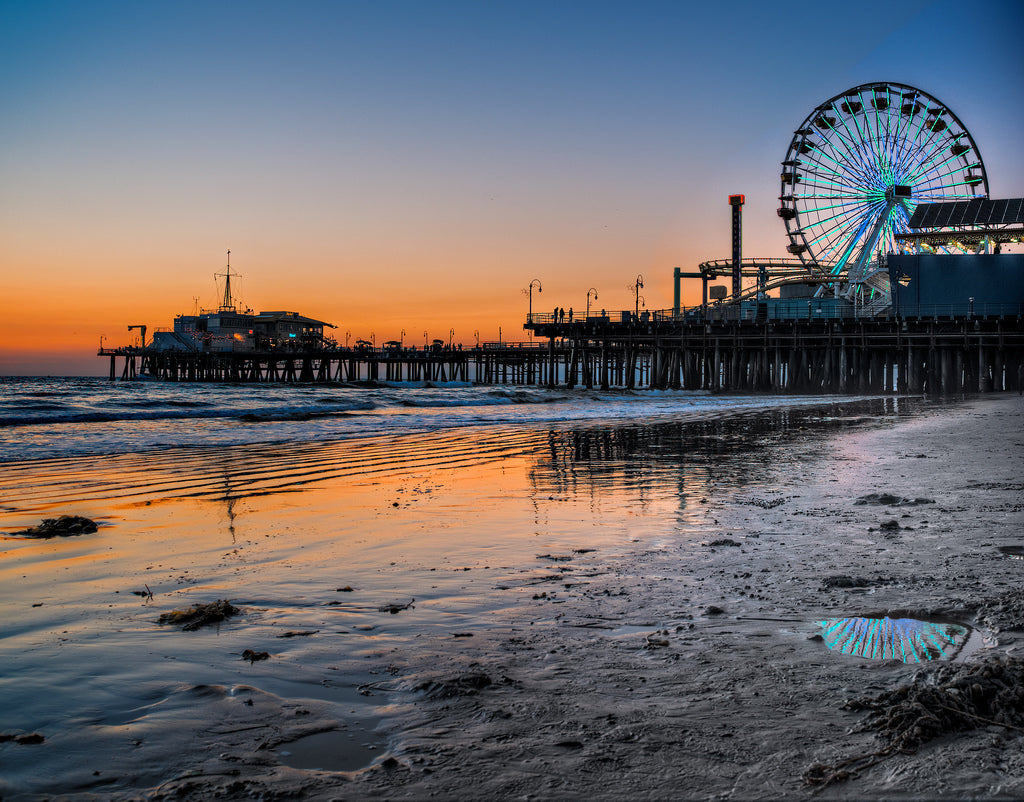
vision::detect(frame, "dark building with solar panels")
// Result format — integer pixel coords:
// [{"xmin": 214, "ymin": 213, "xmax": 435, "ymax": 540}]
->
[{"xmin": 890, "ymin": 197, "xmax": 1024, "ymax": 317}]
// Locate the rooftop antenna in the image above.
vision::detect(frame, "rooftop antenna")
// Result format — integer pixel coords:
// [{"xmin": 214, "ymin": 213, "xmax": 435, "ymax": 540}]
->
[{"xmin": 216, "ymin": 250, "xmax": 237, "ymax": 312}]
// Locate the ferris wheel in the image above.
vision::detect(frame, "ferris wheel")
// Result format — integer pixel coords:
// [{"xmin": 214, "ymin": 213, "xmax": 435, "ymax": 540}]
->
[{"xmin": 778, "ymin": 82, "xmax": 988, "ymax": 287}]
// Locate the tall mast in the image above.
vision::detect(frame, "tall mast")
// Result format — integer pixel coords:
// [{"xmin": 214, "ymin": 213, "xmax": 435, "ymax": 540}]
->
[
  {"xmin": 216, "ymin": 250, "xmax": 237, "ymax": 312},
  {"xmin": 222, "ymin": 250, "xmax": 232, "ymax": 310}
]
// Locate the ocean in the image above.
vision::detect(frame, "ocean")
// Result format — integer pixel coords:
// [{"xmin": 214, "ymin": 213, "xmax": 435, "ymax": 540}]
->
[{"xmin": 0, "ymin": 376, "xmax": 902, "ymax": 464}]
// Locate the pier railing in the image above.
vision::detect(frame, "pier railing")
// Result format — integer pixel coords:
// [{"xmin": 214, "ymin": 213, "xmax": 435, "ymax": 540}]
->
[{"xmin": 528, "ymin": 301, "xmax": 1024, "ymax": 327}]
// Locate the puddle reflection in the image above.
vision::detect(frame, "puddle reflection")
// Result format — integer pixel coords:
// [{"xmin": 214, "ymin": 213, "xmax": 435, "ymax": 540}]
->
[{"xmin": 820, "ymin": 615, "xmax": 971, "ymax": 663}]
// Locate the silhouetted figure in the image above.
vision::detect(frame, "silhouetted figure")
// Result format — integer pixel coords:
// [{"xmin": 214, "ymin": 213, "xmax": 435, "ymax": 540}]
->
[
  {"xmin": 559, "ymin": 307, "xmax": 565, "ymax": 323},
  {"xmin": 568, "ymin": 308, "xmax": 573, "ymax": 323}
]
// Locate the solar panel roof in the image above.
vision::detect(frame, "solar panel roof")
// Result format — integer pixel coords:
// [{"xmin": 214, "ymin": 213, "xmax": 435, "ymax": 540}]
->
[
  {"xmin": 908, "ymin": 203, "xmax": 935, "ymax": 228},
  {"xmin": 972, "ymin": 199, "xmax": 993, "ymax": 225},
  {"xmin": 907, "ymin": 197, "xmax": 1024, "ymax": 229},
  {"xmin": 1008, "ymin": 198, "xmax": 1024, "ymax": 223}
]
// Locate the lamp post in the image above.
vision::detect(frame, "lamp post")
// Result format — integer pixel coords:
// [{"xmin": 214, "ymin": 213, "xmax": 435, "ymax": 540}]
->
[
  {"xmin": 586, "ymin": 287, "xmax": 598, "ymax": 319},
  {"xmin": 371, "ymin": 332, "xmax": 375, "ymax": 350},
  {"xmin": 423, "ymin": 330, "xmax": 428, "ymax": 349},
  {"xmin": 633, "ymin": 275, "xmax": 645, "ymax": 317},
  {"xmin": 449, "ymin": 328, "xmax": 455, "ymax": 348},
  {"xmin": 527, "ymin": 278, "xmax": 542, "ymax": 323},
  {"xmin": 474, "ymin": 330, "xmax": 480, "ymax": 348},
  {"xmin": 400, "ymin": 328, "xmax": 406, "ymax": 348},
  {"xmin": 345, "ymin": 330, "xmax": 351, "ymax": 348}
]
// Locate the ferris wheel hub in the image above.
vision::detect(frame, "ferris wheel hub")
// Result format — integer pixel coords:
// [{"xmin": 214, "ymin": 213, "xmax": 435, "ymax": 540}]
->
[{"xmin": 885, "ymin": 185, "xmax": 913, "ymax": 202}]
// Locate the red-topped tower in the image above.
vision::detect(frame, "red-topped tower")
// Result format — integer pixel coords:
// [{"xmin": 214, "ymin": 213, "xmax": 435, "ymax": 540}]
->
[{"xmin": 728, "ymin": 195, "xmax": 745, "ymax": 299}]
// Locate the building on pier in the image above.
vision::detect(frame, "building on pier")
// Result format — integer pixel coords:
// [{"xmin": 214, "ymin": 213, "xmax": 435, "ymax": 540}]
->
[
  {"xmin": 149, "ymin": 254, "xmax": 336, "ymax": 353},
  {"xmin": 888, "ymin": 198, "xmax": 1024, "ymax": 318},
  {"xmin": 152, "ymin": 310, "xmax": 335, "ymax": 353}
]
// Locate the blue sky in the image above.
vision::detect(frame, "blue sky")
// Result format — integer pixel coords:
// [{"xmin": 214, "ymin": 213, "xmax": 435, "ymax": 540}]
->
[{"xmin": 2, "ymin": 0, "xmax": 1022, "ymax": 373}]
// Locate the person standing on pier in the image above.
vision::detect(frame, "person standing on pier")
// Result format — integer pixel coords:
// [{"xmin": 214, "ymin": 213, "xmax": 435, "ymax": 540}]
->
[{"xmin": 568, "ymin": 308, "xmax": 573, "ymax": 323}]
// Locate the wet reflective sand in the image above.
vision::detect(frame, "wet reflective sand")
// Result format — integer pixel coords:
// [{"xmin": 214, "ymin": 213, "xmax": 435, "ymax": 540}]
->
[{"xmin": 2, "ymin": 396, "xmax": 1024, "ymax": 799}]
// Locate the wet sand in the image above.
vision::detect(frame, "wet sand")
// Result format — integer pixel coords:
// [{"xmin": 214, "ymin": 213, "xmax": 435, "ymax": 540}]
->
[{"xmin": 1, "ymin": 395, "xmax": 1023, "ymax": 800}]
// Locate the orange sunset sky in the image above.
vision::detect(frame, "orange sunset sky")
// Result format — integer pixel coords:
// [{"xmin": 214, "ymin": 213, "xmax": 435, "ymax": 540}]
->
[{"xmin": 2, "ymin": 0, "xmax": 1022, "ymax": 375}]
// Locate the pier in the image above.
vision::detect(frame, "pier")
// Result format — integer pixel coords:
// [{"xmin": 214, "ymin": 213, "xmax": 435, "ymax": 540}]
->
[
  {"xmin": 526, "ymin": 312, "xmax": 1024, "ymax": 394},
  {"xmin": 100, "ymin": 307, "xmax": 1024, "ymax": 395}
]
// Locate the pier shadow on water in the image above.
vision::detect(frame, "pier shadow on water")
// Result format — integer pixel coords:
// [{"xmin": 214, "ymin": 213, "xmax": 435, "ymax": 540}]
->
[{"xmin": 527, "ymin": 396, "xmax": 921, "ymax": 504}]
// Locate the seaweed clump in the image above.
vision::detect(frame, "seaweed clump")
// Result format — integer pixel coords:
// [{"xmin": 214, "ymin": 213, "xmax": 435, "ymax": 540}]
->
[
  {"xmin": 12, "ymin": 515, "xmax": 98, "ymax": 538},
  {"xmin": 854, "ymin": 493, "xmax": 934, "ymax": 507},
  {"xmin": 0, "ymin": 733, "xmax": 45, "ymax": 745},
  {"xmin": 804, "ymin": 656, "xmax": 1024, "ymax": 786},
  {"xmin": 822, "ymin": 575, "xmax": 874, "ymax": 589},
  {"xmin": 158, "ymin": 600, "xmax": 240, "ymax": 631}
]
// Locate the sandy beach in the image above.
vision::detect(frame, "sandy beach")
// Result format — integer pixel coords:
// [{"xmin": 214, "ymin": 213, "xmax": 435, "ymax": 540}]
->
[{"xmin": 2, "ymin": 394, "xmax": 1023, "ymax": 800}]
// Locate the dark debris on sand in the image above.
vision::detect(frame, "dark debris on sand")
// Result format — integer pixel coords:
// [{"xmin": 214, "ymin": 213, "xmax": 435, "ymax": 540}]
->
[
  {"xmin": 158, "ymin": 600, "xmax": 240, "ymax": 631},
  {"xmin": 378, "ymin": 599, "xmax": 415, "ymax": 614},
  {"xmin": 804, "ymin": 656, "xmax": 1024, "ymax": 786},
  {"xmin": 0, "ymin": 733, "xmax": 45, "ymax": 745},
  {"xmin": 822, "ymin": 575, "xmax": 875, "ymax": 589},
  {"xmin": 11, "ymin": 515, "xmax": 98, "ymax": 538},
  {"xmin": 854, "ymin": 493, "xmax": 935, "ymax": 507}
]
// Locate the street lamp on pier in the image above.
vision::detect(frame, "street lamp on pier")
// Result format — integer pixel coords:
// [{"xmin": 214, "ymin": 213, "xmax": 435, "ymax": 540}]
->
[
  {"xmin": 400, "ymin": 329, "xmax": 406, "ymax": 348},
  {"xmin": 526, "ymin": 278, "xmax": 542, "ymax": 323},
  {"xmin": 632, "ymin": 275, "xmax": 645, "ymax": 317},
  {"xmin": 345, "ymin": 330, "xmax": 351, "ymax": 348},
  {"xmin": 586, "ymin": 288, "xmax": 598, "ymax": 319},
  {"xmin": 423, "ymin": 330, "xmax": 428, "ymax": 349},
  {"xmin": 474, "ymin": 330, "xmax": 480, "ymax": 347},
  {"xmin": 449, "ymin": 328, "xmax": 455, "ymax": 348}
]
